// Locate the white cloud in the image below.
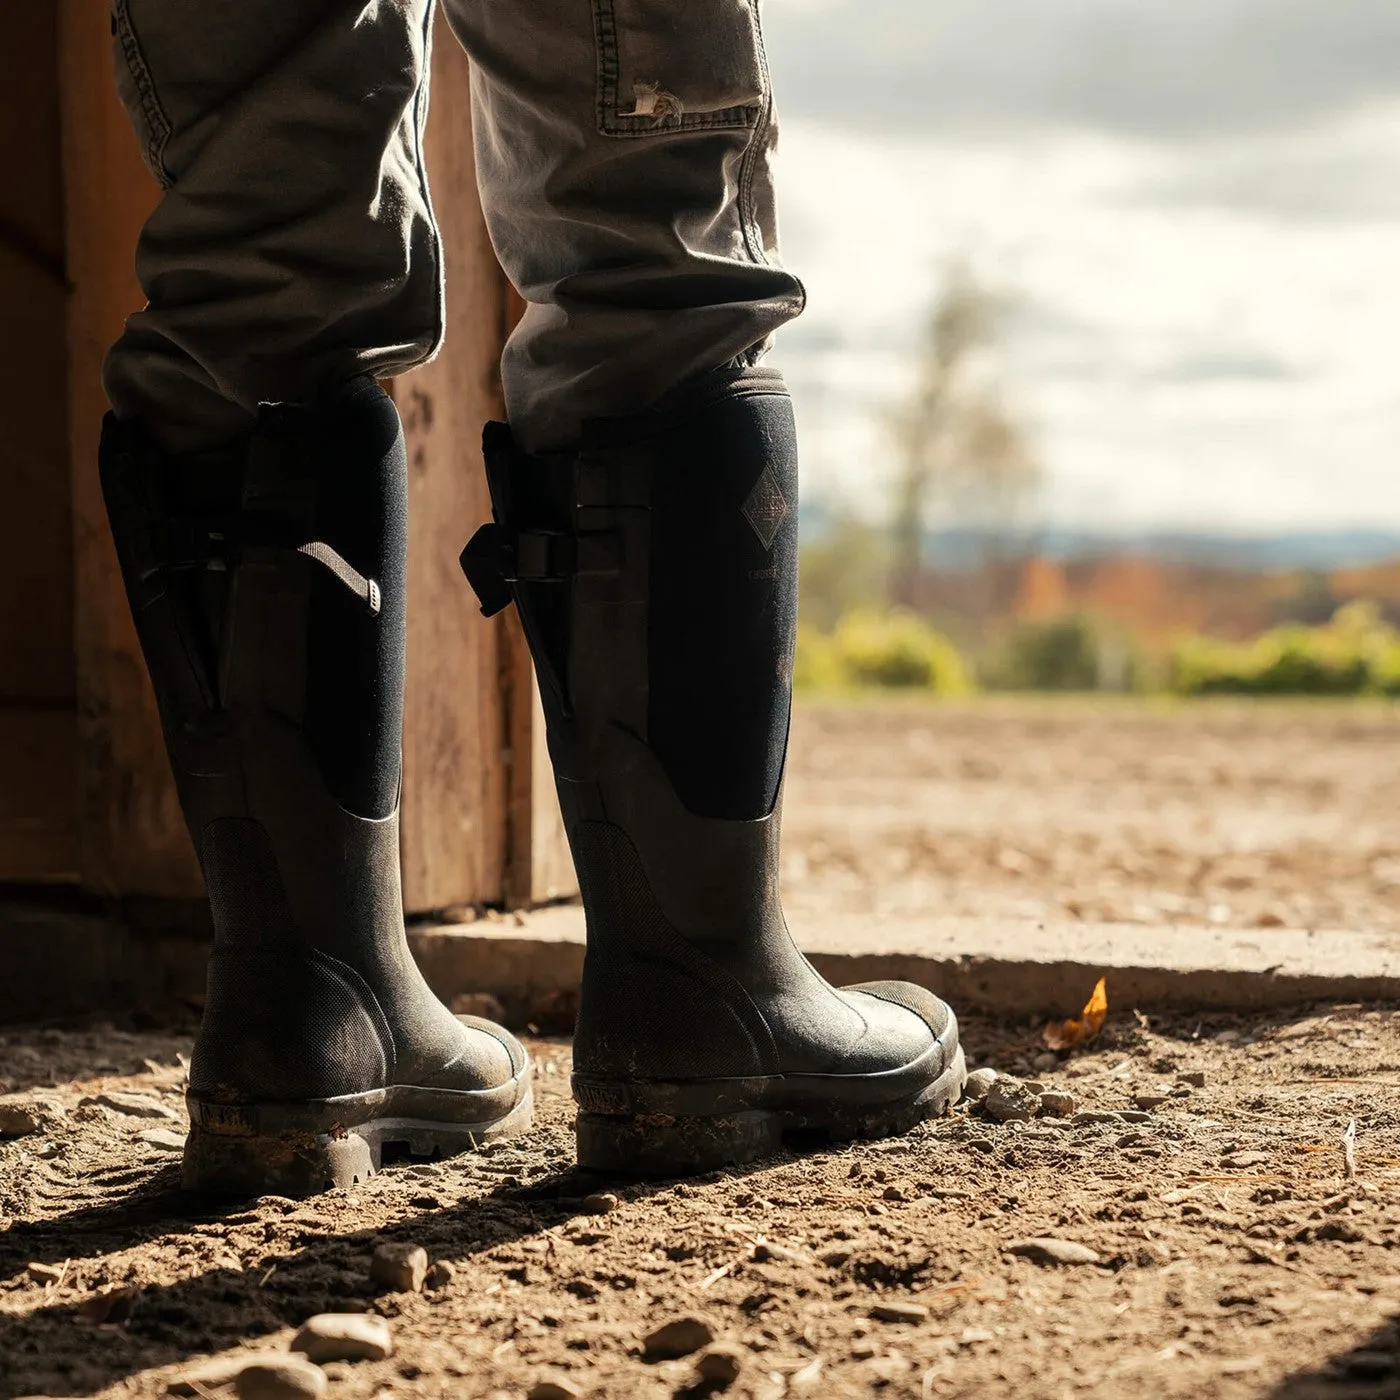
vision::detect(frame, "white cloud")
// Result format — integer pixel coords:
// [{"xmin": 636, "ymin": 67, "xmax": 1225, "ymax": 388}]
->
[{"xmin": 771, "ymin": 105, "xmax": 1400, "ymax": 530}]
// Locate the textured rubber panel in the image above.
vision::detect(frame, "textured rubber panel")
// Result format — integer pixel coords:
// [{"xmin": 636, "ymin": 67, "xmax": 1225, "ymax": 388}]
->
[{"xmin": 648, "ymin": 383, "xmax": 799, "ymax": 821}]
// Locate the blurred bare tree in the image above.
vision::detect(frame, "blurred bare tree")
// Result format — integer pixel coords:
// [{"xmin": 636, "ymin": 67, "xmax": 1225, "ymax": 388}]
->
[{"xmin": 888, "ymin": 263, "xmax": 1040, "ymax": 607}]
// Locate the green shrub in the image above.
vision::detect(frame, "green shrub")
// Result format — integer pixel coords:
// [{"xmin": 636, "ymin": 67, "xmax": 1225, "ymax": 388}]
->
[
  {"xmin": 795, "ymin": 610, "xmax": 972, "ymax": 694},
  {"xmin": 1170, "ymin": 600, "xmax": 1400, "ymax": 696},
  {"xmin": 984, "ymin": 612, "xmax": 1139, "ymax": 692}
]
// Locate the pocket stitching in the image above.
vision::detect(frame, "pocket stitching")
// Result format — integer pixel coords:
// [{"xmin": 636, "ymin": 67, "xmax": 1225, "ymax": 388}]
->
[
  {"xmin": 592, "ymin": 0, "xmax": 763, "ymax": 138},
  {"xmin": 113, "ymin": 0, "xmax": 174, "ymax": 186}
]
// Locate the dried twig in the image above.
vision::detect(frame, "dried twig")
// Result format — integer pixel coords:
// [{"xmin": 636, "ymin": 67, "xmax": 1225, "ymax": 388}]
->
[
  {"xmin": 1343, "ymin": 1119, "xmax": 1357, "ymax": 1180},
  {"xmin": 1293, "ymin": 1077, "xmax": 1400, "ymax": 1087},
  {"xmin": 699, "ymin": 1259, "xmax": 740, "ymax": 1290},
  {"xmin": 1177, "ymin": 1173, "xmax": 1291, "ymax": 1185}
]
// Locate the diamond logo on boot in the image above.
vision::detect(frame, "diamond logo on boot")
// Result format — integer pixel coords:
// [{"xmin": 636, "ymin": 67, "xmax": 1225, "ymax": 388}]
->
[{"xmin": 741, "ymin": 466, "xmax": 789, "ymax": 550}]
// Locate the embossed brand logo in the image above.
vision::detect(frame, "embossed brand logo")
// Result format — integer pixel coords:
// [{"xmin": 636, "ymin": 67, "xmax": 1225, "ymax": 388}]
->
[{"xmin": 741, "ymin": 466, "xmax": 789, "ymax": 550}]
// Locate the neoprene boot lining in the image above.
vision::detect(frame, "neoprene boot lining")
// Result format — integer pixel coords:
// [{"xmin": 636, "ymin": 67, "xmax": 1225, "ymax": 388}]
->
[
  {"xmin": 463, "ymin": 365, "xmax": 966, "ymax": 1175},
  {"xmin": 101, "ymin": 376, "xmax": 532, "ymax": 1196}
]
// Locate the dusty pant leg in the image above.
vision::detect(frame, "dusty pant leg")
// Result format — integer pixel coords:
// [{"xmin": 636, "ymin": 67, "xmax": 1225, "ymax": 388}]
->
[
  {"xmin": 441, "ymin": 0, "xmax": 806, "ymax": 452},
  {"xmin": 105, "ymin": 0, "xmax": 441, "ymax": 449}
]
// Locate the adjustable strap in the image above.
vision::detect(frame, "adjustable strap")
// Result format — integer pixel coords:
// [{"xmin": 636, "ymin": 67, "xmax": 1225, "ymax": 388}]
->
[{"xmin": 140, "ymin": 510, "xmax": 381, "ymax": 616}]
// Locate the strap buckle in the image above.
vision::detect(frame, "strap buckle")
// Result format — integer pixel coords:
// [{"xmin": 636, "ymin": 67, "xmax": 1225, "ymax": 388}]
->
[{"xmin": 459, "ymin": 522, "xmax": 622, "ymax": 616}]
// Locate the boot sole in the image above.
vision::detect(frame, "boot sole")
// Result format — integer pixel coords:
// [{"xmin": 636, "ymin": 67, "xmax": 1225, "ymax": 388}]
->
[
  {"xmin": 574, "ymin": 1043, "xmax": 967, "ymax": 1176},
  {"xmin": 183, "ymin": 1082, "xmax": 534, "ymax": 1197}
]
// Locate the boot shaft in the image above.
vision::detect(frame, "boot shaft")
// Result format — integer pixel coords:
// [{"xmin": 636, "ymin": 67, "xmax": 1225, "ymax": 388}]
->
[
  {"xmin": 99, "ymin": 375, "xmax": 407, "ymax": 830},
  {"xmin": 465, "ymin": 364, "xmax": 800, "ymax": 819}
]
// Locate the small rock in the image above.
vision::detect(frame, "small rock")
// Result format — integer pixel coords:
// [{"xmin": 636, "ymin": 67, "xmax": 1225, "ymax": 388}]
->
[
  {"xmin": 370, "ymin": 1241, "xmax": 429, "ymax": 1293},
  {"xmin": 0, "ymin": 1095, "xmax": 67, "ymax": 1137},
  {"xmin": 820, "ymin": 1249, "xmax": 852, "ymax": 1267},
  {"xmin": 581, "ymin": 1192, "xmax": 618, "ymax": 1215},
  {"xmin": 1221, "ymin": 1152, "xmax": 1269, "ymax": 1170},
  {"xmin": 27, "ymin": 1261, "xmax": 64, "ymax": 1284},
  {"xmin": 1134, "ymin": 1094, "xmax": 1169, "ymax": 1110},
  {"xmin": 234, "ymin": 1358, "xmax": 327, "ymax": 1400},
  {"xmin": 1343, "ymin": 1351, "xmax": 1397, "ymax": 1380},
  {"xmin": 1315, "ymin": 1220, "xmax": 1367, "ymax": 1243},
  {"xmin": 1116, "ymin": 1132, "xmax": 1149, "ymax": 1149},
  {"xmin": 962, "ymin": 1068, "xmax": 998, "ymax": 1102},
  {"xmin": 81, "ymin": 1091, "xmax": 178, "ymax": 1120},
  {"xmin": 1181, "ymin": 1071, "xmax": 1207, "ymax": 1088},
  {"xmin": 168, "ymin": 1354, "xmax": 290, "ymax": 1395},
  {"xmin": 870, "ymin": 1302, "xmax": 929, "ymax": 1324},
  {"xmin": 696, "ymin": 1345, "xmax": 745, "ymax": 1387},
  {"xmin": 984, "ymin": 1076, "xmax": 1039, "ymax": 1123},
  {"xmin": 967, "ymin": 1138, "xmax": 996, "ymax": 1154},
  {"xmin": 1038, "ymin": 1091, "xmax": 1077, "ymax": 1118},
  {"xmin": 292, "ymin": 1312, "xmax": 394, "ymax": 1363},
  {"xmin": 137, "ymin": 1128, "xmax": 188, "ymax": 1152},
  {"xmin": 1033, "ymin": 1051, "xmax": 1060, "ymax": 1072},
  {"xmin": 424, "ymin": 1260, "xmax": 456, "ymax": 1290},
  {"xmin": 1009, "ymin": 1238, "xmax": 1101, "ymax": 1267},
  {"xmin": 850, "ymin": 1339, "xmax": 879, "ymax": 1360},
  {"xmin": 1022, "ymin": 1080, "xmax": 1047, "ymax": 1095},
  {"xmin": 643, "ymin": 1315, "xmax": 716, "ymax": 1359},
  {"xmin": 449, "ymin": 991, "xmax": 508, "ymax": 1022},
  {"xmin": 1118, "ymin": 1110, "xmax": 1153, "ymax": 1124},
  {"xmin": 75, "ymin": 1283, "xmax": 141, "ymax": 1324},
  {"xmin": 1072, "ymin": 1110, "xmax": 1123, "ymax": 1127},
  {"xmin": 881, "ymin": 1185, "xmax": 905, "ymax": 1202},
  {"xmin": 753, "ymin": 1241, "xmax": 805, "ymax": 1263},
  {"xmin": 527, "ymin": 1375, "xmax": 584, "ymax": 1400},
  {"xmin": 1213, "ymin": 1029, "xmax": 1242, "ymax": 1044}
]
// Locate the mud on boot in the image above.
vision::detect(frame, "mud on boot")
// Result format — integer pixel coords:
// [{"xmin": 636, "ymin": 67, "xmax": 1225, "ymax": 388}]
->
[
  {"xmin": 101, "ymin": 378, "xmax": 532, "ymax": 1196},
  {"xmin": 462, "ymin": 366, "xmax": 965, "ymax": 1176}
]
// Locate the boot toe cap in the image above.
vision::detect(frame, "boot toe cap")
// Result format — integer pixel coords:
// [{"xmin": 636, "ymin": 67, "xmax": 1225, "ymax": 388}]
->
[
  {"xmin": 840, "ymin": 980, "xmax": 959, "ymax": 1073},
  {"xmin": 455, "ymin": 1013, "xmax": 530, "ymax": 1082}
]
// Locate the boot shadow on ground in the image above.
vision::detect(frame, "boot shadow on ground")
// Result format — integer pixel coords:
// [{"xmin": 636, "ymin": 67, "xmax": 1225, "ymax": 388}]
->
[
  {"xmin": 0, "ymin": 1144, "xmax": 811, "ymax": 1399},
  {"xmin": 1271, "ymin": 1313, "xmax": 1400, "ymax": 1399}
]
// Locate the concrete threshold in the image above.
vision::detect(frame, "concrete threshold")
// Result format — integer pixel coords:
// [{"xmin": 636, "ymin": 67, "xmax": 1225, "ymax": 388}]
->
[
  {"xmin": 5, "ymin": 894, "xmax": 1398, "ymax": 1025},
  {"xmin": 409, "ymin": 905, "xmax": 1400, "ymax": 1024}
]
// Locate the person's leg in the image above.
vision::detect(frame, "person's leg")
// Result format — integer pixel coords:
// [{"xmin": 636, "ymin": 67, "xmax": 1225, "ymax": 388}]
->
[
  {"xmin": 106, "ymin": 0, "xmax": 445, "ymax": 449},
  {"xmin": 449, "ymin": 0, "xmax": 966, "ymax": 1173},
  {"xmin": 442, "ymin": 0, "xmax": 804, "ymax": 451},
  {"xmin": 101, "ymin": 0, "xmax": 531, "ymax": 1195}
]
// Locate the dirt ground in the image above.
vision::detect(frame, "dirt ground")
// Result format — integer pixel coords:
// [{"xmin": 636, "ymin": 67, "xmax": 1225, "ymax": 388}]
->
[
  {"xmin": 782, "ymin": 699, "xmax": 1400, "ymax": 935},
  {"xmin": 1, "ymin": 1009, "xmax": 1398, "ymax": 1400},
  {"xmin": 3, "ymin": 700, "xmax": 1400, "ymax": 1399}
]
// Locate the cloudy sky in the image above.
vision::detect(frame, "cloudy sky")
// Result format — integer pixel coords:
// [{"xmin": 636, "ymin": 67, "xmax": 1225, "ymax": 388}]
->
[{"xmin": 761, "ymin": 0, "xmax": 1400, "ymax": 532}]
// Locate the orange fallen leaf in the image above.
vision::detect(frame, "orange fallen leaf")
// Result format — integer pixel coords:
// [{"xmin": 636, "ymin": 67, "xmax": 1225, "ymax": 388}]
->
[{"xmin": 1043, "ymin": 976, "xmax": 1108, "ymax": 1051}]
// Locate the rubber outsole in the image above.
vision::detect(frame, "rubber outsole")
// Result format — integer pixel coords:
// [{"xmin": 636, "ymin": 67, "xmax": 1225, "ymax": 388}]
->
[
  {"xmin": 574, "ymin": 1043, "xmax": 967, "ymax": 1176},
  {"xmin": 183, "ymin": 1083, "xmax": 534, "ymax": 1197}
]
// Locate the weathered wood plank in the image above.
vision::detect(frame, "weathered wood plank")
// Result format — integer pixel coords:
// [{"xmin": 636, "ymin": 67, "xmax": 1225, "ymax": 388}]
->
[
  {"xmin": 0, "ymin": 709, "xmax": 78, "ymax": 882},
  {"xmin": 0, "ymin": 10, "xmax": 79, "ymax": 881},
  {"xmin": 397, "ymin": 18, "xmax": 515, "ymax": 913},
  {"xmin": 59, "ymin": 0, "xmax": 199, "ymax": 898}
]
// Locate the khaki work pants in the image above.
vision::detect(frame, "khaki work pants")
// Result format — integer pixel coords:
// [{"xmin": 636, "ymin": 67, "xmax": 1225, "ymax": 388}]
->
[{"xmin": 105, "ymin": 0, "xmax": 806, "ymax": 451}]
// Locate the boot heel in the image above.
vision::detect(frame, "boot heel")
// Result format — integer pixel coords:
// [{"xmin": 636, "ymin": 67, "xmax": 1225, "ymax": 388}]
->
[
  {"xmin": 575, "ymin": 1109, "xmax": 783, "ymax": 1176},
  {"xmin": 183, "ymin": 1119, "xmax": 376, "ymax": 1198}
]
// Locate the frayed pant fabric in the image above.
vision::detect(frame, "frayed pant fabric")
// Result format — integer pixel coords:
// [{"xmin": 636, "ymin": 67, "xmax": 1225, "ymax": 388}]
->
[{"xmin": 105, "ymin": 0, "xmax": 805, "ymax": 451}]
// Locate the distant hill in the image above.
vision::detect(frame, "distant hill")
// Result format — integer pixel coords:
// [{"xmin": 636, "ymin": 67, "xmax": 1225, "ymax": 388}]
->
[{"xmin": 798, "ymin": 507, "xmax": 1400, "ymax": 573}]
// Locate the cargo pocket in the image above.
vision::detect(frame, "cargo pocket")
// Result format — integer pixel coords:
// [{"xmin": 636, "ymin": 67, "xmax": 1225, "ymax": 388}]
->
[
  {"xmin": 593, "ymin": 0, "xmax": 768, "ymax": 137},
  {"xmin": 112, "ymin": 0, "xmax": 173, "ymax": 186}
]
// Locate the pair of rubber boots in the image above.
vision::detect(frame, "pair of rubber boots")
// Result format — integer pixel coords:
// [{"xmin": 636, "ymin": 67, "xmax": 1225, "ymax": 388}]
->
[{"xmin": 100, "ymin": 369, "xmax": 965, "ymax": 1197}]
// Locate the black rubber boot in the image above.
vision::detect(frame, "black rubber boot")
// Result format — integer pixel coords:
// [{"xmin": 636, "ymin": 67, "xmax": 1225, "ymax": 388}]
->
[
  {"xmin": 462, "ymin": 366, "xmax": 965, "ymax": 1175},
  {"xmin": 101, "ymin": 376, "xmax": 532, "ymax": 1196}
]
